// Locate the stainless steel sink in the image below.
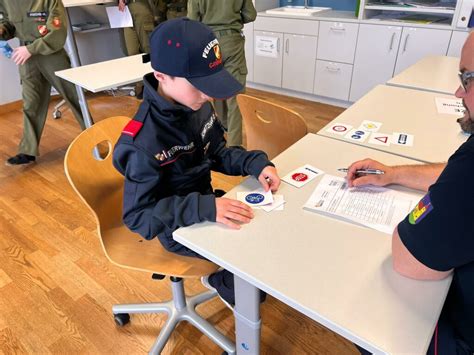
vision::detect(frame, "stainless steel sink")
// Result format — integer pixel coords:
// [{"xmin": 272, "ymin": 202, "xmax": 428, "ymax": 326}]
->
[{"xmin": 265, "ymin": 6, "xmax": 331, "ymax": 17}]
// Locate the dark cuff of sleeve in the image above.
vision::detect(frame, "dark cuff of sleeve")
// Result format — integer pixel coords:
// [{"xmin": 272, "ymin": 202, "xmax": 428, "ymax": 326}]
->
[
  {"xmin": 199, "ymin": 194, "xmax": 217, "ymax": 222},
  {"xmin": 248, "ymin": 155, "xmax": 274, "ymax": 178}
]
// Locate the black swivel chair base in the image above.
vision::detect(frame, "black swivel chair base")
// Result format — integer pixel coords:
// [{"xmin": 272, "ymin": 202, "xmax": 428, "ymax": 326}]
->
[{"xmin": 112, "ymin": 276, "xmax": 236, "ymax": 354}]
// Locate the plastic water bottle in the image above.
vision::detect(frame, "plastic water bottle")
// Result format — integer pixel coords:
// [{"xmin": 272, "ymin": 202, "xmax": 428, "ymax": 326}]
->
[{"xmin": 0, "ymin": 41, "xmax": 13, "ymax": 59}]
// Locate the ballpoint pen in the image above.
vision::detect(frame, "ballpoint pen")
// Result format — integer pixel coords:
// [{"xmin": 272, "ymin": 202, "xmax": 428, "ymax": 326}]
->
[{"xmin": 337, "ymin": 168, "xmax": 385, "ymax": 175}]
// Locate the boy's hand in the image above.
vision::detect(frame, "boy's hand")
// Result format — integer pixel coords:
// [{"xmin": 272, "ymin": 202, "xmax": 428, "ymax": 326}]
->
[
  {"xmin": 258, "ymin": 166, "xmax": 280, "ymax": 192},
  {"xmin": 346, "ymin": 158, "xmax": 393, "ymax": 187},
  {"xmin": 216, "ymin": 198, "xmax": 254, "ymax": 229}
]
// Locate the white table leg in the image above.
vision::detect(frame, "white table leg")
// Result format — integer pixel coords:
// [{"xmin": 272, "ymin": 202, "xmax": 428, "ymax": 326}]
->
[
  {"xmin": 64, "ymin": 8, "xmax": 94, "ymax": 129},
  {"xmin": 234, "ymin": 275, "xmax": 261, "ymax": 355}
]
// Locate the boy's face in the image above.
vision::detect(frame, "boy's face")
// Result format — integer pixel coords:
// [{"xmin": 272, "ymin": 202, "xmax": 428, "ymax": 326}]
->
[{"xmin": 155, "ymin": 72, "xmax": 211, "ymax": 111}]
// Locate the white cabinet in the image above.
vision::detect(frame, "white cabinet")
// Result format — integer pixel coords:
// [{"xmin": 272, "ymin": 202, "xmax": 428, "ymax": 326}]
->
[
  {"xmin": 350, "ymin": 24, "xmax": 402, "ymax": 102},
  {"xmin": 317, "ymin": 21, "xmax": 359, "ymax": 64},
  {"xmin": 314, "ymin": 60, "xmax": 353, "ymax": 101},
  {"xmin": 253, "ymin": 30, "xmax": 284, "ymax": 87},
  {"xmin": 394, "ymin": 27, "xmax": 451, "ymax": 75},
  {"xmin": 448, "ymin": 30, "xmax": 469, "ymax": 57},
  {"xmin": 282, "ymin": 34, "xmax": 318, "ymax": 93}
]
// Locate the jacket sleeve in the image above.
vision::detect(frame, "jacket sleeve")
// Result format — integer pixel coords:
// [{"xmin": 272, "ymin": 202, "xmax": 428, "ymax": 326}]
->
[
  {"xmin": 186, "ymin": 0, "xmax": 201, "ymax": 20},
  {"xmin": 0, "ymin": 3, "xmax": 15, "ymax": 40},
  {"xmin": 241, "ymin": 0, "xmax": 257, "ymax": 24},
  {"xmin": 210, "ymin": 138, "xmax": 274, "ymax": 178},
  {"xmin": 113, "ymin": 143, "xmax": 216, "ymax": 240},
  {"xmin": 26, "ymin": 0, "xmax": 68, "ymax": 55}
]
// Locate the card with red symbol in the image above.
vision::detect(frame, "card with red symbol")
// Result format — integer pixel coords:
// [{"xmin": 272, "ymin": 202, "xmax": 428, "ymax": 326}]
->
[{"xmin": 282, "ymin": 164, "xmax": 324, "ymax": 188}]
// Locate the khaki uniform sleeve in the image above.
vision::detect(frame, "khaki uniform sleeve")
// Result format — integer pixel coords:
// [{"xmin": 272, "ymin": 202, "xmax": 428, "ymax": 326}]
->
[
  {"xmin": 0, "ymin": 2, "xmax": 16, "ymax": 40},
  {"xmin": 241, "ymin": 0, "xmax": 257, "ymax": 23},
  {"xmin": 26, "ymin": 0, "xmax": 67, "ymax": 55},
  {"xmin": 186, "ymin": 0, "xmax": 201, "ymax": 20}
]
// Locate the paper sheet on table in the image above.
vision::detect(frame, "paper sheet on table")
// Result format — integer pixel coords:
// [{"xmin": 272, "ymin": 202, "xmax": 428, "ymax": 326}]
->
[
  {"xmin": 303, "ymin": 175, "xmax": 419, "ymax": 234},
  {"xmin": 106, "ymin": 6, "xmax": 133, "ymax": 28}
]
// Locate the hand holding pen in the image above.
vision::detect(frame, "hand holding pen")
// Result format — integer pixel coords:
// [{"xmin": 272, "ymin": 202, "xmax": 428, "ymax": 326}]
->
[{"xmin": 341, "ymin": 158, "xmax": 393, "ymax": 188}]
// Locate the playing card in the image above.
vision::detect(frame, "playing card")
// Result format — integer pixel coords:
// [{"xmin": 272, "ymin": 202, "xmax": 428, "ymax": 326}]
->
[{"xmin": 282, "ymin": 164, "xmax": 324, "ymax": 188}]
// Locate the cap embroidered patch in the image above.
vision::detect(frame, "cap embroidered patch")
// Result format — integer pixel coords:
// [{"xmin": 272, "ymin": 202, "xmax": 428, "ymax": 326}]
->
[
  {"xmin": 37, "ymin": 25, "xmax": 48, "ymax": 36},
  {"xmin": 122, "ymin": 120, "xmax": 143, "ymax": 137},
  {"xmin": 409, "ymin": 193, "xmax": 433, "ymax": 225}
]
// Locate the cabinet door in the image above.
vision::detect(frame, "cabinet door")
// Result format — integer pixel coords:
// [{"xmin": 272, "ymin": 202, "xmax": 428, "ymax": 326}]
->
[
  {"xmin": 253, "ymin": 30, "xmax": 284, "ymax": 87},
  {"xmin": 349, "ymin": 24, "xmax": 402, "ymax": 102},
  {"xmin": 448, "ymin": 31, "xmax": 469, "ymax": 57},
  {"xmin": 282, "ymin": 34, "xmax": 318, "ymax": 93},
  {"xmin": 314, "ymin": 60, "xmax": 353, "ymax": 101},
  {"xmin": 394, "ymin": 28, "xmax": 451, "ymax": 75},
  {"xmin": 317, "ymin": 21, "xmax": 359, "ymax": 64},
  {"xmin": 243, "ymin": 23, "xmax": 254, "ymax": 82}
]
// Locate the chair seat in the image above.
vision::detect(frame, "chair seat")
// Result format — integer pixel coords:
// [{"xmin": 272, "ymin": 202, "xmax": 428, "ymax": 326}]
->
[{"xmin": 101, "ymin": 224, "xmax": 219, "ymax": 278}]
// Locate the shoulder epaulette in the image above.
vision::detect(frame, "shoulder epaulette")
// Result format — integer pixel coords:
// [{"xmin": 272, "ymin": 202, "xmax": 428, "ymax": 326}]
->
[{"xmin": 122, "ymin": 120, "xmax": 143, "ymax": 137}]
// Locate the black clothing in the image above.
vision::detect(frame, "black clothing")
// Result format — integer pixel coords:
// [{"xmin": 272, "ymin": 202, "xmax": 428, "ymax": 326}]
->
[
  {"xmin": 398, "ymin": 134, "xmax": 474, "ymax": 351},
  {"xmin": 113, "ymin": 73, "xmax": 272, "ymax": 254}
]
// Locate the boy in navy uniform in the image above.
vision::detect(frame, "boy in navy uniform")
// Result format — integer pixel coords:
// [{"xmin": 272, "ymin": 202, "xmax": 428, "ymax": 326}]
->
[{"xmin": 113, "ymin": 18, "xmax": 280, "ymax": 307}]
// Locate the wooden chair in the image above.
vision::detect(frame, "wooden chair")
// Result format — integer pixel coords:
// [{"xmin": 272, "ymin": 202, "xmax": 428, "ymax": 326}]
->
[
  {"xmin": 64, "ymin": 116, "xmax": 235, "ymax": 354},
  {"xmin": 237, "ymin": 94, "xmax": 308, "ymax": 159}
]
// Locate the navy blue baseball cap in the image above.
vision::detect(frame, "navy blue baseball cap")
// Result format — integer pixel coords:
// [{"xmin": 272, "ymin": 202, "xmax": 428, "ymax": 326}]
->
[{"xmin": 148, "ymin": 18, "xmax": 243, "ymax": 99}]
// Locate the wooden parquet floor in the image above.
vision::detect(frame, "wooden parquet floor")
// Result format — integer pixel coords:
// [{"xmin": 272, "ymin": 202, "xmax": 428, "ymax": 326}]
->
[{"xmin": 0, "ymin": 89, "xmax": 355, "ymax": 354}]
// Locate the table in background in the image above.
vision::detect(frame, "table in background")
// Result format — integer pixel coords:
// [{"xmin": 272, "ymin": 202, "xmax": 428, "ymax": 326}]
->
[
  {"xmin": 174, "ymin": 134, "xmax": 452, "ymax": 355},
  {"xmin": 318, "ymin": 85, "xmax": 467, "ymax": 164},
  {"xmin": 387, "ymin": 55, "xmax": 459, "ymax": 95},
  {"xmin": 56, "ymin": 54, "xmax": 152, "ymax": 93}
]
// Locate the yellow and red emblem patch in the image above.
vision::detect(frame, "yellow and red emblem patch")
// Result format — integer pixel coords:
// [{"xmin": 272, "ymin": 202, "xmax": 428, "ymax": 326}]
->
[
  {"xmin": 37, "ymin": 25, "xmax": 48, "ymax": 36},
  {"xmin": 52, "ymin": 17, "xmax": 61, "ymax": 28},
  {"xmin": 408, "ymin": 193, "xmax": 433, "ymax": 225}
]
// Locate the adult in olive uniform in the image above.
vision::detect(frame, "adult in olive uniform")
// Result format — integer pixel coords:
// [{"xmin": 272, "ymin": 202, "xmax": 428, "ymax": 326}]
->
[
  {"xmin": 118, "ymin": 0, "xmax": 154, "ymax": 55},
  {"xmin": 0, "ymin": 0, "xmax": 85, "ymax": 165},
  {"xmin": 154, "ymin": 0, "xmax": 187, "ymax": 23},
  {"xmin": 188, "ymin": 0, "xmax": 256, "ymax": 147}
]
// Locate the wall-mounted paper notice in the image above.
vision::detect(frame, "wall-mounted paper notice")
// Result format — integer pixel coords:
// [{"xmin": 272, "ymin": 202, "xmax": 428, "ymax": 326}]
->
[{"xmin": 255, "ymin": 35, "xmax": 278, "ymax": 58}]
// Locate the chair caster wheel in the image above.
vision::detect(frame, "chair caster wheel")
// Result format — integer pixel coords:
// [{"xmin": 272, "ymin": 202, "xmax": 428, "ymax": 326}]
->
[
  {"xmin": 53, "ymin": 110, "xmax": 62, "ymax": 119},
  {"xmin": 114, "ymin": 313, "xmax": 130, "ymax": 327}
]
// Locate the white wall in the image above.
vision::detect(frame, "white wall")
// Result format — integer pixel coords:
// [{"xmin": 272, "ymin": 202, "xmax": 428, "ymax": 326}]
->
[{"xmin": 0, "ymin": 38, "xmax": 22, "ymax": 105}]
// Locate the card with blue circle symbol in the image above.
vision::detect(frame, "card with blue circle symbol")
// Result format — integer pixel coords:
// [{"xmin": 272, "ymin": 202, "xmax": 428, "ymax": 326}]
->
[
  {"xmin": 344, "ymin": 128, "xmax": 369, "ymax": 142},
  {"xmin": 237, "ymin": 188, "xmax": 274, "ymax": 208}
]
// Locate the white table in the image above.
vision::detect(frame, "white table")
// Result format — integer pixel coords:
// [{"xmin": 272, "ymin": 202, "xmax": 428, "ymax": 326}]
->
[
  {"xmin": 56, "ymin": 54, "xmax": 152, "ymax": 93},
  {"xmin": 174, "ymin": 134, "xmax": 452, "ymax": 355},
  {"xmin": 318, "ymin": 85, "xmax": 468, "ymax": 164},
  {"xmin": 387, "ymin": 56, "xmax": 460, "ymax": 95}
]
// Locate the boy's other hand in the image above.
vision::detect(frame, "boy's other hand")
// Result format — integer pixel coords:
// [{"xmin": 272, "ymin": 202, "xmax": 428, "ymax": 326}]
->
[
  {"xmin": 346, "ymin": 158, "xmax": 393, "ymax": 187},
  {"xmin": 12, "ymin": 46, "xmax": 31, "ymax": 65},
  {"xmin": 258, "ymin": 166, "xmax": 280, "ymax": 192},
  {"xmin": 216, "ymin": 198, "xmax": 254, "ymax": 229}
]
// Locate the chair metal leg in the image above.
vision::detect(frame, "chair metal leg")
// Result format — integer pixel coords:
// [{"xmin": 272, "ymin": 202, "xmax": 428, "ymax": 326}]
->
[{"xmin": 112, "ymin": 277, "xmax": 236, "ymax": 355}]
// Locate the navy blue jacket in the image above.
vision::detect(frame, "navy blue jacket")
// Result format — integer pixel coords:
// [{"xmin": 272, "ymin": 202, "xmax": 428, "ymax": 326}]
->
[{"xmin": 113, "ymin": 73, "xmax": 272, "ymax": 252}]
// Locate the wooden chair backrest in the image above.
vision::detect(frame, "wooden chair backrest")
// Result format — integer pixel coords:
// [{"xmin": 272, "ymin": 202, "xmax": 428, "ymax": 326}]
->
[
  {"xmin": 237, "ymin": 94, "xmax": 308, "ymax": 159},
  {"xmin": 64, "ymin": 116, "xmax": 217, "ymax": 278}
]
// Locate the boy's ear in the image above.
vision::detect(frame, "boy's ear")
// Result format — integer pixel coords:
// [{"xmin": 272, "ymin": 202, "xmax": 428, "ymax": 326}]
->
[{"xmin": 154, "ymin": 71, "xmax": 166, "ymax": 82}]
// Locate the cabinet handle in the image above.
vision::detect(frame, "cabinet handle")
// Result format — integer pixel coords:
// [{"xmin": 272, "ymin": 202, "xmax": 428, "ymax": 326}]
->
[
  {"xmin": 330, "ymin": 26, "xmax": 345, "ymax": 31},
  {"xmin": 285, "ymin": 38, "xmax": 289, "ymax": 54},
  {"xmin": 389, "ymin": 32, "xmax": 395, "ymax": 51},
  {"xmin": 403, "ymin": 33, "xmax": 410, "ymax": 52},
  {"xmin": 326, "ymin": 66, "xmax": 340, "ymax": 72},
  {"xmin": 277, "ymin": 37, "xmax": 280, "ymax": 53}
]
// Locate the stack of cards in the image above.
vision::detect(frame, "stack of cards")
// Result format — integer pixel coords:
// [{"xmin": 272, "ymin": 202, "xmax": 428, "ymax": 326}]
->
[
  {"xmin": 282, "ymin": 164, "xmax": 324, "ymax": 188},
  {"xmin": 237, "ymin": 188, "xmax": 285, "ymax": 212}
]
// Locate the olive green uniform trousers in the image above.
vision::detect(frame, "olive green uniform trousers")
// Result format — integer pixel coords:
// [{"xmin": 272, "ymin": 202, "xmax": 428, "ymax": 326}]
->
[
  {"xmin": 123, "ymin": 0, "xmax": 154, "ymax": 55},
  {"xmin": 213, "ymin": 31, "xmax": 247, "ymax": 147},
  {"xmin": 19, "ymin": 48, "xmax": 85, "ymax": 156}
]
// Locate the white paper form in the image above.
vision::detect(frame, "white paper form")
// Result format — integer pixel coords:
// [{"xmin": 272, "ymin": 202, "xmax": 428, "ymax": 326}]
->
[
  {"xmin": 106, "ymin": 6, "xmax": 133, "ymax": 28},
  {"xmin": 303, "ymin": 175, "xmax": 419, "ymax": 234}
]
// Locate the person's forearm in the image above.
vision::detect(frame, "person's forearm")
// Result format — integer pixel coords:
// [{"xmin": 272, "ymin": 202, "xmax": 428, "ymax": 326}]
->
[{"xmin": 391, "ymin": 163, "xmax": 445, "ymax": 191}]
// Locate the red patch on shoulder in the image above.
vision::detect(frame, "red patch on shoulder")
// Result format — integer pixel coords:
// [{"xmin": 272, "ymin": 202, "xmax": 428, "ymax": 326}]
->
[{"xmin": 122, "ymin": 120, "xmax": 143, "ymax": 137}]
